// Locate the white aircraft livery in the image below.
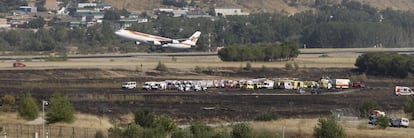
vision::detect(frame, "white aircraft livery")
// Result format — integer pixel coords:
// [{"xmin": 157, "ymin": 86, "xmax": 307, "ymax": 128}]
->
[{"xmin": 115, "ymin": 29, "xmax": 201, "ymax": 49}]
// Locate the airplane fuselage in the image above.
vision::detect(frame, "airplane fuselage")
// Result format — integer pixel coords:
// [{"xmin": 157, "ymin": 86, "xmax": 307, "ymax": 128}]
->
[{"xmin": 115, "ymin": 29, "xmax": 201, "ymax": 49}]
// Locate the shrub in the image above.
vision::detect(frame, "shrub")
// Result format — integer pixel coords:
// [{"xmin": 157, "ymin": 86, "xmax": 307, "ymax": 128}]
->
[
  {"xmin": 2, "ymin": 95, "xmax": 15, "ymax": 105},
  {"xmin": 23, "ymin": 58, "xmax": 32, "ymax": 62},
  {"xmin": 313, "ymin": 116, "xmax": 345, "ymax": 138},
  {"xmin": 350, "ymin": 73, "xmax": 368, "ymax": 82},
  {"xmin": 108, "ymin": 126, "xmax": 123, "ymax": 138},
  {"xmin": 2, "ymin": 95, "xmax": 15, "ymax": 112},
  {"xmin": 359, "ymin": 99, "xmax": 382, "ymax": 117},
  {"xmin": 134, "ymin": 109, "xmax": 155, "ymax": 128},
  {"xmin": 293, "ymin": 62, "xmax": 299, "ymax": 70},
  {"xmin": 285, "ymin": 62, "xmax": 293, "ymax": 70},
  {"xmin": 155, "ymin": 61, "xmax": 168, "ymax": 71},
  {"xmin": 190, "ymin": 121, "xmax": 214, "ymax": 138},
  {"xmin": 171, "ymin": 129, "xmax": 193, "ymax": 138},
  {"xmin": 45, "ymin": 54, "xmax": 68, "ymax": 62},
  {"xmin": 124, "ymin": 123, "xmax": 143, "ymax": 138},
  {"xmin": 231, "ymin": 123, "xmax": 253, "ymax": 138},
  {"xmin": 319, "ymin": 54, "xmax": 329, "ymax": 57},
  {"xmin": 377, "ymin": 115, "xmax": 389, "ymax": 129},
  {"xmin": 404, "ymin": 97, "xmax": 414, "ymax": 114},
  {"xmin": 244, "ymin": 62, "xmax": 252, "ymax": 71},
  {"xmin": 18, "ymin": 93, "xmax": 39, "ymax": 120},
  {"xmin": 154, "ymin": 115, "xmax": 177, "ymax": 133},
  {"xmin": 171, "ymin": 56, "xmax": 177, "ymax": 62},
  {"xmin": 142, "ymin": 127, "xmax": 167, "ymax": 138},
  {"xmin": 46, "ymin": 92, "xmax": 75, "ymax": 123},
  {"xmin": 254, "ymin": 112, "xmax": 280, "ymax": 121},
  {"xmin": 194, "ymin": 66, "xmax": 203, "ymax": 73},
  {"xmin": 213, "ymin": 131, "xmax": 231, "ymax": 138},
  {"xmin": 254, "ymin": 129, "xmax": 279, "ymax": 138},
  {"xmin": 95, "ymin": 130, "xmax": 105, "ymax": 138},
  {"xmin": 261, "ymin": 65, "xmax": 267, "ymax": 71}
]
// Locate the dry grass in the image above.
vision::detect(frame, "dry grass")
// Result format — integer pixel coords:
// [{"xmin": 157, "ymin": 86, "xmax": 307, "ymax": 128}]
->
[
  {"xmin": 249, "ymin": 118, "xmax": 414, "ymax": 138},
  {"xmin": 251, "ymin": 119, "xmax": 317, "ymax": 138},
  {"xmin": 0, "ymin": 112, "xmax": 112, "ymax": 130},
  {"xmin": 7, "ymin": 48, "xmax": 411, "ymax": 71},
  {"xmin": 3, "ymin": 111, "xmax": 414, "ymax": 138},
  {"xmin": 52, "ymin": 113, "xmax": 113, "ymax": 130},
  {"xmin": 0, "ymin": 50, "xmax": 364, "ymax": 71}
]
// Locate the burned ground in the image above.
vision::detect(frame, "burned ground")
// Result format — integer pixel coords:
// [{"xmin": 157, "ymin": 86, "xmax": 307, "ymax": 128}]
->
[{"xmin": 0, "ymin": 68, "xmax": 411, "ymax": 124}]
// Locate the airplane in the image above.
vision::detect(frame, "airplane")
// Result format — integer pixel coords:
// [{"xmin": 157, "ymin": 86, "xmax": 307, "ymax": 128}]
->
[{"xmin": 115, "ymin": 29, "xmax": 201, "ymax": 49}]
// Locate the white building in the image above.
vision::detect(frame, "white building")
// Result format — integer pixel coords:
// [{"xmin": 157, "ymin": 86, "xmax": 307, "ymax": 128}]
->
[{"xmin": 212, "ymin": 8, "xmax": 249, "ymax": 17}]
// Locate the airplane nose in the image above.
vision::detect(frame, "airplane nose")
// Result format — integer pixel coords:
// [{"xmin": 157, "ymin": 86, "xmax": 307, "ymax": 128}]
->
[{"xmin": 115, "ymin": 30, "xmax": 121, "ymax": 35}]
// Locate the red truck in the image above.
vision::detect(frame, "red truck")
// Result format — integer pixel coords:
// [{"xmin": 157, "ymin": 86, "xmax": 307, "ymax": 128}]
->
[{"xmin": 13, "ymin": 62, "xmax": 26, "ymax": 67}]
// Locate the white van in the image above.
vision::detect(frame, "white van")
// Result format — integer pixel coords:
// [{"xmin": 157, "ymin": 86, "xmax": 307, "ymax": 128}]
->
[
  {"xmin": 122, "ymin": 81, "xmax": 137, "ymax": 89},
  {"xmin": 142, "ymin": 81, "xmax": 156, "ymax": 90},
  {"xmin": 395, "ymin": 86, "xmax": 414, "ymax": 96}
]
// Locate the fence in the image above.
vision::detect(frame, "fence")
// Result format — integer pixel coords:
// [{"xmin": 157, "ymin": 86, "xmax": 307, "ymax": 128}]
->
[{"xmin": 0, "ymin": 124, "xmax": 105, "ymax": 138}]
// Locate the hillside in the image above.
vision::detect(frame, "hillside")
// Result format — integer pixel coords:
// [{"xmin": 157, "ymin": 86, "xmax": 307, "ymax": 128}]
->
[{"xmin": 103, "ymin": 0, "xmax": 414, "ymax": 15}]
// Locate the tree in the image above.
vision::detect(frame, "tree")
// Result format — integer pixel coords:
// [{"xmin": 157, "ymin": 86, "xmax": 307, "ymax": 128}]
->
[
  {"xmin": 28, "ymin": 17, "xmax": 46, "ymax": 28},
  {"xmin": 18, "ymin": 93, "xmax": 39, "ymax": 120},
  {"xmin": 104, "ymin": 8, "xmax": 121, "ymax": 20},
  {"xmin": 231, "ymin": 123, "xmax": 253, "ymax": 138},
  {"xmin": 46, "ymin": 92, "xmax": 75, "ymax": 123},
  {"xmin": 313, "ymin": 116, "xmax": 345, "ymax": 138},
  {"xmin": 359, "ymin": 99, "xmax": 382, "ymax": 117},
  {"xmin": 134, "ymin": 109, "xmax": 155, "ymax": 128},
  {"xmin": 155, "ymin": 61, "xmax": 168, "ymax": 71},
  {"xmin": 376, "ymin": 115, "xmax": 389, "ymax": 129}
]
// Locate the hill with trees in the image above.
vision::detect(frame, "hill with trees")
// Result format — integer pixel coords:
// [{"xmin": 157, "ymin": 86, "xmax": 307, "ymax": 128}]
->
[
  {"xmin": 104, "ymin": 0, "xmax": 414, "ymax": 14},
  {"xmin": 2, "ymin": 1, "xmax": 414, "ymax": 54}
]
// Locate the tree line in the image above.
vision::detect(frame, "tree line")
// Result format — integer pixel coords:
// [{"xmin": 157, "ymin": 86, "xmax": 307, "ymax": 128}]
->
[
  {"xmin": 2, "ymin": 1, "xmax": 414, "ymax": 53},
  {"xmin": 355, "ymin": 52, "xmax": 414, "ymax": 78},
  {"xmin": 217, "ymin": 41, "xmax": 299, "ymax": 62}
]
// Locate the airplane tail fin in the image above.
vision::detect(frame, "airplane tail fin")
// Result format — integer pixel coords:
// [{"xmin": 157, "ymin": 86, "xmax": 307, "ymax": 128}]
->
[{"xmin": 183, "ymin": 31, "xmax": 201, "ymax": 46}]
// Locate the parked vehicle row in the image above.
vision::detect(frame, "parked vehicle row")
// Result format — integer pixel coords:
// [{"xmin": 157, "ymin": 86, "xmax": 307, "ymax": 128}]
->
[
  {"xmin": 122, "ymin": 77, "xmax": 366, "ymax": 92},
  {"xmin": 368, "ymin": 110, "xmax": 409, "ymax": 128}
]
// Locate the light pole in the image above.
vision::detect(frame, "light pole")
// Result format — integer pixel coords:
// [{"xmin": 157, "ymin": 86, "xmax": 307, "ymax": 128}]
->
[{"xmin": 42, "ymin": 100, "xmax": 48, "ymax": 138}]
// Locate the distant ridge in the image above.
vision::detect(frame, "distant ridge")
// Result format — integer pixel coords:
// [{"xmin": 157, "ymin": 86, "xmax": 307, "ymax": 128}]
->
[{"xmin": 103, "ymin": 0, "xmax": 414, "ymax": 15}]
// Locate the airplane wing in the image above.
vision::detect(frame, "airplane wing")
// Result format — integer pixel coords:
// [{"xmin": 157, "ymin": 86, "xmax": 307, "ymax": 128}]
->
[
  {"xmin": 115, "ymin": 29, "xmax": 173, "ymax": 45},
  {"xmin": 126, "ymin": 30, "xmax": 172, "ymax": 42}
]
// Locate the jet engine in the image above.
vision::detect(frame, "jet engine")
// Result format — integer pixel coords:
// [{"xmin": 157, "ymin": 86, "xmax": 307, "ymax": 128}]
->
[
  {"xmin": 172, "ymin": 40, "xmax": 180, "ymax": 44},
  {"xmin": 153, "ymin": 41, "xmax": 161, "ymax": 45}
]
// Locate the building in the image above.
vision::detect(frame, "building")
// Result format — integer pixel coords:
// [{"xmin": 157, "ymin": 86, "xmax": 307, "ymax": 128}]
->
[
  {"xmin": 118, "ymin": 18, "xmax": 148, "ymax": 28},
  {"xmin": 44, "ymin": 0, "xmax": 58, "ymax": 11},
  {"xmin": 211, "ymin": 8, "xmax": 249, "ymax": 17},
  {"xmin": 0, "ymin": 18, "xmax": 10, "ymax": 28},
  {"xmin": 19, "ymin": 6, "xmax": 37, "ymax": 13},
  {"xmin": 77, "ymin": 3, "xmax": 111, "ymax": 11}
]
